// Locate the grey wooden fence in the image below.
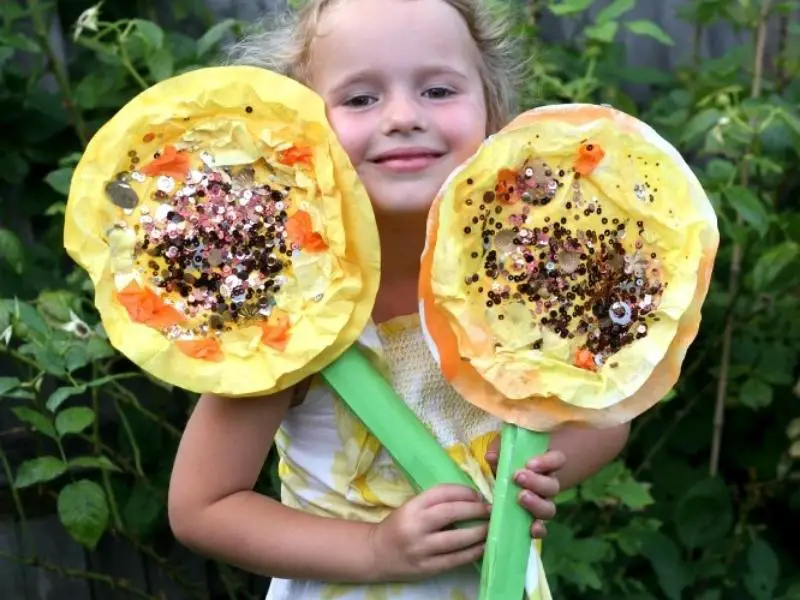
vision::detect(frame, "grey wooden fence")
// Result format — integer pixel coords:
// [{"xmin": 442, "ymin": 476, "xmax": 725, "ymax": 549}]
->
[{"xmin": 1, "ymin": 0, "xmax": 795, "ymax": 598}]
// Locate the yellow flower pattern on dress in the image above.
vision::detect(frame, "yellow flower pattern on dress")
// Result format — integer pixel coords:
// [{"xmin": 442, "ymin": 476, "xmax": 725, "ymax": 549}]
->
[{"xmin": 266, "ymin": 314, "xmax": 551, "ymax": 600}]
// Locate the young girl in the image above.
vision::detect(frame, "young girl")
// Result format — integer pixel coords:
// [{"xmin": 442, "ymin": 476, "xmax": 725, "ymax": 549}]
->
[{"xmin": 167, "ymin": 0, "xmax": 630, "ymax": 598}]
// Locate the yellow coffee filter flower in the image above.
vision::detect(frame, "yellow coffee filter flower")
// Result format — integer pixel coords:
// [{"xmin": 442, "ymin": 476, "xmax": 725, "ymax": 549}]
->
[
  {"xmin": 420, "ymin": 103, "xmax": 719, "ymax": 430},
  {"xmin": 65, "ymin": 66, "xmax": 379, "ymax": 397}
]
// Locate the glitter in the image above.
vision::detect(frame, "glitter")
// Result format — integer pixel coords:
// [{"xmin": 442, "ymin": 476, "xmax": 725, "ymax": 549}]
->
[
  {"xmin": 131, "ymin": 171, "xmax": 146, "ymax": 183},
  {"xmin": 634, "ymin": 183, "xmax": 647, "ymax": 201}
]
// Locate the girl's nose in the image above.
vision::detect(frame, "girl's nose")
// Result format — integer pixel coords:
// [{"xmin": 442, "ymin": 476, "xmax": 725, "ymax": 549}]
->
[{"xmin": 381, "ymin": 93, "xmax": 427, "ymax": 135}]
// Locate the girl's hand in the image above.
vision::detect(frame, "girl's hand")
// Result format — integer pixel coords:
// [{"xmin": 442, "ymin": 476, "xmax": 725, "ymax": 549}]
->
[
  {"xmin": 369, "ymin": 484, "xmax": 490, "ymax": 581},
  {"xmin": 485, "ymin": 441, "xmax": 566, "ymax": 540}
]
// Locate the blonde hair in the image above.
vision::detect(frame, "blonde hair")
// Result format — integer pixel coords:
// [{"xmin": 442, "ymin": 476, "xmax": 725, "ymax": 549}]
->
[{"xmin": 226, "ymin": 0, "xmax": 523, "ymax": 133}]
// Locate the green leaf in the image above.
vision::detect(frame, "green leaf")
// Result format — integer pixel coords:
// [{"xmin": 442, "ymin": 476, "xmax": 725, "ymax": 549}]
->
[
  {"xmin": 196, "ymin": 18, "xmax": 238, "ymax": 57},
  {"xmin": 44, "ymin": 167, "xmax": 73, "ymax": 195},
  {"xmin": 724, "ymin": 186, "xmax": 769, "ymax": 237},
  {"xmin": 56, "ymin": 407, "xmax": 96, "ymax": 437},
  {"xmin": 57, "ymin": 480, "xmax": 109, "ymax": 550},
  {"xmin": 756, "ymin": 343, "xmax": 798, "ymax": 386},
  {"xmin": 752, "ymin": 242, "xmax": 799, "ymax": 291},
  {"xmin": 18, "ymin": 343, "xmax": 67, "ymax": 376},
  {"xmin": 624, "ymin": 20, "xmax": 675, "ymax": 45},
  {"xmin": 14, "ymin": 456, "xmax": 67, "ymax": 488},
  {"xmin": 674, "ymin": 477, "xmax": 733, "ymax": 549},
  {"xmin": 37, "ymin": 290, "xmax": 82, "ymax": 323},
  {"xmin": 704, "ymin": 158, "xmax": 736, "ymax": 185},
  {"xmin": 45, "ymin": 202, "xmax": 66, "ymax": 216},
  {"xmin": 548, "ymin": 0, "xmax": 594, "ymax": 16},
  {"xmin": 596, "ymin": 0, "xmax": 635, "ymax": 22},
  {"xmin": 740, "ymin": 378, "xmax": 773, "ymax": 409},
  {"xmin": 0, "ymin": 377, "xmax": 20, "ymax": 396},
  {"xmin": 585, "ymin": 20, "xmax": 619, "ymax": 43},
  {"xmin": 681, "ymin": 108, "xmax": 722, "ymax": 145},
  {"xmin": 122, "ymin": 482, "xmax": 164, "ymax": 538},
  {"xmin": 0, "ymin": 32, "xmax": 41, "ymax": 53},
  {"xmin": 146, "ymin": 47, "xmax": 174, "ymax": 81},
  {"xmin": 745, "ymin": 538, "xmax": 780, "ymax": 600},
  {"xmin": 12, "ymin": 407, "xmax": 58, "ymax": 440},
  {"xmin": 613, "ymin": 517, "xmax": 662, "ymax": 556},
  {"xmin": 609, "ymin": 477, "xmax": 655, "ymax": 510},
  {"xmin": 639, "ymin": 531, "xmax": 692, "ymax": 600},
  {"xmin": 65, "ymin": 345, "xmax": 90, "ymax": 373},
  {"xmin": 0, "ymin": 228, "xmax": 24, "ymax": 274},
  {"xmin": 68, "ymin": 456, "xmax": 121, "ymax": 472},
  {"xmin": 46, "ymin": 385, "xmax": 87, "ymax": 412},
  {"xmin": 780, "ymin": 109, "xmax": 800, "ymax": 137},
  {"xmin": 12, "ymin": 300, "xmax": 50, "ymax": 340},
  {"xmin": 134, "ymin": 19, "xmax": 164, "ymax": 49},
  {"xmin": 562, "ymin": 561, "xmax": 603, "ymax": 590}
]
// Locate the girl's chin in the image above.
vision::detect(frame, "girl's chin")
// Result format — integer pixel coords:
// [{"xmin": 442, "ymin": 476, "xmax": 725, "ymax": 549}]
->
[{"xmin": 366, "ymin": 183, "xmax": 443, "ymax": 215}]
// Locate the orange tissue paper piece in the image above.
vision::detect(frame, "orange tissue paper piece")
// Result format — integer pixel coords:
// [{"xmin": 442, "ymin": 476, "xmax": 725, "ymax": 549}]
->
[
  {"xmin": 286, "ymin": 210, "xmax": 328, "ymax": 252},
  {"xmin": 574, "ymin": 349, "xmax": 597, "ymax": 372},
  {"xmin": 175, "ymin": 338, "xmax": 224, "ymax": 362},
  {"xmin": 278, "ymin": 145, "xmax": 313, "ymax": 167},
  {"xmin": 573, "ymin": 142, "xmax": 605, "ymax": 176},
  {"xmin": 115, "ymin": 282, "xmax": 186, "ymax": 329},
  {"xmin": 260, "ymin": 310, "xmax": 291, "ymax": 351},
  {"xmin": 140, "ymin": 145, "xmax": 190, "ymax": 179}
]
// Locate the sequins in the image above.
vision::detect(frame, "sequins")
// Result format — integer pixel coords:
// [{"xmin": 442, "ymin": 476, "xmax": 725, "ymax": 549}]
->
[
  {"xmin": 608, "ymin": 301, "xmax": 632, "ymax": 326},
  {"xmin": 465, "ymin": 154, "xmax": 664, "ymax": 361},
  {"xmin": 105, "ymin": 180, "xmax": 139, "ymax": 210}
]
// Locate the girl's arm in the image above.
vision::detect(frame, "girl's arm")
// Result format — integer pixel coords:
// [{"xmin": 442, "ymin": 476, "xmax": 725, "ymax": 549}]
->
[
  {"xmin": 167, "ymin": 389, "xmax": 384, "ymax": 583},
  {"xmin": 548, "ymin": 422, "xmax": 630, "ymax": 489}
]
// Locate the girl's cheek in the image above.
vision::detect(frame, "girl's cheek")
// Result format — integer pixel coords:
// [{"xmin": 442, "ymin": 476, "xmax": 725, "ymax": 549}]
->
[{"xmin": 327, "ymin": 111, "xmax": 369, "ymax": 165}]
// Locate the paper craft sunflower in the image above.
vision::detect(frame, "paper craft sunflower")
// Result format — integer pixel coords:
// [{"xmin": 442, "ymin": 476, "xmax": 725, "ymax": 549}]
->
[
  {"xmin": 420, "ymin": 103, "xmax": 719, "ymax": 430},
  {"xmin": 65, "ymin": 66, "xmax": 379, "ymax": 397}
]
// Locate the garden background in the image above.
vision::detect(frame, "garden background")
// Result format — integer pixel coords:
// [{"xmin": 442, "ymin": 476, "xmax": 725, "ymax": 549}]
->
[{"xmin": 0, "ymin": 0, "xmax": 799, "ymax": 598}]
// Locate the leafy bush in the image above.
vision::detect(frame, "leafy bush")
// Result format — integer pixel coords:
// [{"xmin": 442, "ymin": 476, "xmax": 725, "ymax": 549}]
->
[{"xmin": 1, "ymin": 0, "xmax": 798, "ymax": 598}]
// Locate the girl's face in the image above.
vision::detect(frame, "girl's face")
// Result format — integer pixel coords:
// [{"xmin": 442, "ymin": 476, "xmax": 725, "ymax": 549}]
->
[{"xmin": 308, "ymin": 0, "xmax": 488, "ymax": 214}]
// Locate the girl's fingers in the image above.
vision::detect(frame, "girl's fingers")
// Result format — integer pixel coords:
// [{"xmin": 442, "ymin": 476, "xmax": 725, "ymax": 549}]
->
[
  {"xmin": 531, "ymin": 519, "xmax": 548, "ymax": 539},
  {"xmin": 425, "ymin": 523, "xmax": 489, "ymax": 555},
  {"xmin": 518, "ymin": 490, "xmax": 557, "ymax": 521},
  {"xmin": 422, "ymin": 542, "xmax": 486, "ymax": 574},
  {"xmin": 527, "ymin": 450, "xmax": 566, "ymax": 474},
  {"xmin": 424, "ymin": 500, "xmax": 491, "ymax": 531},
  {"xmin": 515, "ymin": 470, "xmax": 561, "ymax": 498}
]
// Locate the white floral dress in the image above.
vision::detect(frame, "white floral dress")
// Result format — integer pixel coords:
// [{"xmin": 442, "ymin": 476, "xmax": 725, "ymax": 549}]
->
[{"xmin": 265, "ymin": 313, "xmax": 551, "ymax": 600}]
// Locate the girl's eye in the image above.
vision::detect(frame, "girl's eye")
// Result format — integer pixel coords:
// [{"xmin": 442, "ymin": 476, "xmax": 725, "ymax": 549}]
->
[
  {"xmin": 424, "ymin": 87, "xmax": 456, "ymax": 99},
  {"xmin": 343, "ymin": 94, "xmax": 377, "ymax": 108}
]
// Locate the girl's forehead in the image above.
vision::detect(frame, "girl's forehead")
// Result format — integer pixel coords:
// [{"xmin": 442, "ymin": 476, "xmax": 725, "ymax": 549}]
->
[{"xmin": 310, "ymin": 0, "xmax": 481, "ymax": 82}]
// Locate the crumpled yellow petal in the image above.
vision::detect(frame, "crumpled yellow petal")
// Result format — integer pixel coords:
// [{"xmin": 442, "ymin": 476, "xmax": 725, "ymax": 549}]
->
[
  {"xmin": 64, "ymin": 66, "xmax": 379, "ymax": 397},
  {"xmin": 420, "ymin": 103, "xmax": 718, "ymax": 430}
]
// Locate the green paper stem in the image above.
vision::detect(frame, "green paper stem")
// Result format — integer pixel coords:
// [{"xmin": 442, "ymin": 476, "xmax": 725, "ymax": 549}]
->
[
  {"xmin": 480, "ymin": 423, "xmax": 550, "ymax": 600},
  {"xmin": 321, "ymin": 345, "xmax": 487, "ymax": 560}
]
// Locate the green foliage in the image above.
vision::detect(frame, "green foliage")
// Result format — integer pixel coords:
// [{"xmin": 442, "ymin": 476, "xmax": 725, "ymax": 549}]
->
[{"xmin": 0, "ymin": 0, "xmax": 799, "ymax": 598}]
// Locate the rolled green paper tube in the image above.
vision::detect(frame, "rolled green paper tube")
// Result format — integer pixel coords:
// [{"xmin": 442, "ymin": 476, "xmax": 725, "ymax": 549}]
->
[
  {"xmin": 321, "ymin": 344, "xmax": 488, "ymax": 569},
  {"xmin": 480, "ymin": 424, "xmax": 550, "ymax": 600}
]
